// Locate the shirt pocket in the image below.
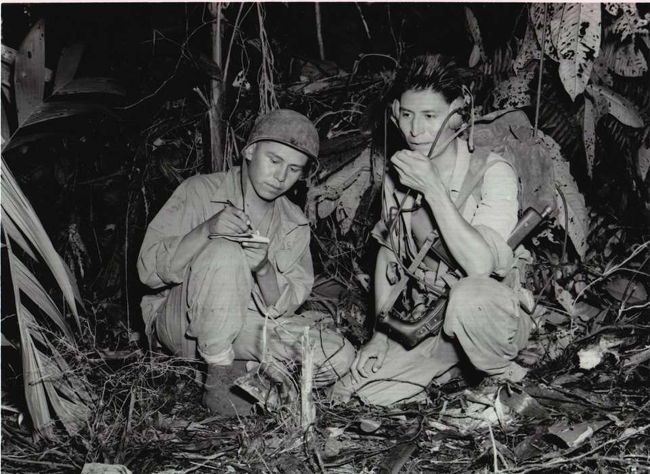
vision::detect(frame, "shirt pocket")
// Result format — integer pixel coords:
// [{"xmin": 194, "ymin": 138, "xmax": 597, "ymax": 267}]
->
[{"xmin": 274, "ymin": 245, "xmax": 296, "ymax": 273}]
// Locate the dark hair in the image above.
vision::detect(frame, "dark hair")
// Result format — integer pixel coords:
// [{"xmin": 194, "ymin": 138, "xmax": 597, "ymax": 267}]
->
[{"xmin": 390, "ymin": 54, "xmax": 474, "ymax": 104}]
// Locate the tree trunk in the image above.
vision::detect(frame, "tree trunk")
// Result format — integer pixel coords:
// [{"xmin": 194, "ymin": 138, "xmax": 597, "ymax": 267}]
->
[
  {"xmin": 209, "ymin": 3, "xmax": 224, "ymax": 172},
  {"xmin": 314, "ymin": 3, "xmax": 325, "ymax": 61}
]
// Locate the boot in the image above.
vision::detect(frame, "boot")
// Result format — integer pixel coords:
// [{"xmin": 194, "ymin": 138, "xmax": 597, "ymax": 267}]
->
[
  {"xmin": 202, "ymin": 361, "xmax": 254, "ymax": 416},
  {"xmin": 234, "ymin": 361, "xmax": 298, "ymax": 412}
]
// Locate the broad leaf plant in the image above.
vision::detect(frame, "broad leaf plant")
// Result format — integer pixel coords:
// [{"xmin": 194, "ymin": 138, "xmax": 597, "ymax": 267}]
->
[{"xmin": 2, "ymin": 19, "xmax": 124, "ymax": 440}]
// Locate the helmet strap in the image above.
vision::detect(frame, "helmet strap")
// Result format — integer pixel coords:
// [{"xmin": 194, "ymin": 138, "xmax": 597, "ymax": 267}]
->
[{"xmin": 241, "ymin": 152, "xmax": 249, "ymax": 210}]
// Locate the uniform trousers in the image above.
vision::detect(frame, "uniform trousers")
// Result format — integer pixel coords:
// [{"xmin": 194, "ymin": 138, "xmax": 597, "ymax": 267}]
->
[
  {"xmin": 155, "ymin": 239, "xmax": 355, "ymax": 387},
  {"xmin": 331, "ymin": 276, "xmax": 532, "ymax": 405}
]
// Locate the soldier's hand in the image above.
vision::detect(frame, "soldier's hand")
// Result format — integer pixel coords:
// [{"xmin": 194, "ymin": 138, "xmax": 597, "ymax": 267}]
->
[
  {"xmin": 205, "ymin": 206, "xmax": 251, "ymax": 236},
  {"xmin": 391, "ymin": 150, "xmax": 444, "ymax": 196},
  {"xmin": 242, "ymin": 241, "xmax": 270, "ymax": 273},
  {"xmin": 350, "ymin": 333, "xmax": 389, "ymax": 384}
]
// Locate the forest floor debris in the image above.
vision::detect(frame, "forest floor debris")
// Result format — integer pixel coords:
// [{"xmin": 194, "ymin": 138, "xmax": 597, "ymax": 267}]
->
[
  {"xmin": 2, "ymin": 308, "xmax": 649, "ymax": 474},
  {"xmin": 2, "ymin": 4, "xmax": 650, "ymax": 472}
]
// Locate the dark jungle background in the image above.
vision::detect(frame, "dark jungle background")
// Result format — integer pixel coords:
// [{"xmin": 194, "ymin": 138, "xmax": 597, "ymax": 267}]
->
[{"xmin": 2, "ymin": 3, "xmax": 649, "ymax": 473}]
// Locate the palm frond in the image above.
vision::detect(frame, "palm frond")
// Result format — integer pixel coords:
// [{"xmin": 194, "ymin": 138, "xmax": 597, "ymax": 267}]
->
[
  {"xmin": 4, "ymin": 231, "xmax": 56, "ymax": 439},
  {"xmin": 2, "ymin": 214, "xmax": 38, "ymax": 260},
  {"xmin": 3, "ymin": 231, "xmax": 93, "ymax": 439},
  {"xmin": 2, "ymin": 157, "xmax": 92, "ymax": 439},
  {"xmin": 14, "ymin": 19, "xmax": 46, "ymax": 128},
  {"xmin": 2, "ymin": 158, "xmax": 84, "ymax": 325}
]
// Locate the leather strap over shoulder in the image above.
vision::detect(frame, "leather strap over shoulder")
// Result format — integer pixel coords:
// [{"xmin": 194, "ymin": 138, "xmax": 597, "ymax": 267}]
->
[
  {"xmin": 379, "ymin": 232, "xmax": 436, "ymax": 319},
  {"xmin": 378, "ymin": 146, "xmax": 512, "ymax": 322},
  {"xmin": 455, "ymin": 147, "xmax": 511, "ymax": 213}
]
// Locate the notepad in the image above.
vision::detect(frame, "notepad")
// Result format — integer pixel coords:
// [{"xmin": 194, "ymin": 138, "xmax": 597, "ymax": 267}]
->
[{"xmin": 209, "ymin": 233, "xmax": 270, "ymax": 244}]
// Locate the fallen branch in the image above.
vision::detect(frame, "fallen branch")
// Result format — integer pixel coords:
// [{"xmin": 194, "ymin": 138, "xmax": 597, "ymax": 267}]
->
[
  {"xmin": 502, "ymin": 423, "xmax": 650, "ymax": 473},
  {"xmin": 301, "ymin": 327, "xmax": 315, "ymax": 432}
]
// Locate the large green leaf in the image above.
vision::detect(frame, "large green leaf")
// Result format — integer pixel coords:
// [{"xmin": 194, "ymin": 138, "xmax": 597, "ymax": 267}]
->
[
  {"xmin": 1, "ymin": 158, "xmax": 83, "ymax": 324},
  {"xmin": 590, "ymin": 45, "xmax": 614, "ymax": 87},
  {"xmin": 492, "ymin": 72, "xmax": 534, "ymax": 110},
  {"xmin": 12, "ymin": 256, "xmax": 75, "ymax": 341},
  {"xmin": 613, "ymin": 42, "xmax": 648, "ymax": 77},
  {"xmin": 1, "ymin": 94, "xmax": 9, "ymax": 143},
  {"xmin": 513, "ymin": 22, "xmax": 542, "ymax": 74},
  {"xmin": 556, "ymin": 3, "xmax": 602, "ymax": 100},
  {"xmin": 586, "ymin": 84, "xmax": 645, "ymax": 128},
  {"xmin": 21, "ymin": 307, "xmax": 93, "ymax": 436},
  {"xmin": 1, "ymin": 132, "xmax": 66, "ymax": 153},
  {"xmin": 34, "ymin": 345, "xmax": 91, "ymax": 436},
  {"xmin": 2, "ymin": 44, "xmax": 53, "ymax": 86},
  {"xmin": 21, "ymin": 308, "xmax": 48, "ymax": 346},
  {"xmin": 538, "ymin": 132, "xmax": 589, "ymax": 259},
  {"xmin": 3, "ymin": 209, "xmax": 91, "ymax": 440},
  {"xmin": 24, "ymin": 334, "xmax": 55, "ymax": 439},
  {"xmin": 3, "ymin": 231, "xmax": 55, "ymax": 440},
  {"xmin": 585, "ymin": 80, "xmax": 610, "ymax": 125},
  {"xmin": 4, "ymin": 214, "xmax": 39, "ymax": 261},
  {"xmin": 530, "ymin": 3, "xmax": 560, "ymax": 61},
  {"xmin": 2, "ymin": 52, "xmax": 12, "ymax": 90},
  {"xmin": 1, "ymin": 20, "xmax": 101, "ymax": 442},
  {"xmin": 52, "ymin": 77, "xmax": 126, "ymax": 97},
  {"xmin": 611, "ymin": 3, "xmax": 650, "ymax": 41},
  {"xmin": 53, "ymin": 42, "xmax": 85, "ymax": 92},
  {"xmin": 2, "ymin": 86, "xmax": 11, "ymax": 108},
  {"xmin": 464, "ymin": 6, "xmax": 486, "ymax": 66},
  {"xmin": 306, "ymin": 147, "xmax": 372, "ymax": 231},
  {"xmin": 2, "ymin": 332, "xmax": 16, "ymax": 348},
  {"xmin": 22, "ymin": 101, "xmax": 110, "ymax": 128},
  {"xmin": 14, "ymin": 19, "xmax": 45, "ymax": 127},
  {"xmin": 638, "ymin": 145, "xmax": 650, "ymax": 182}
]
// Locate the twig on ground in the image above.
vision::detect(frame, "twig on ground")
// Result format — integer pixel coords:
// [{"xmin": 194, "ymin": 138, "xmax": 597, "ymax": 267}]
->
[
  {"xmin": 176, "ymin": 448, "xmax": 235, "ymax": 460},
  {"xmin": 116, "ymin": 384, "xmax": 137, "ymax": 464},
  {"xmin": 488, "ymin": 423, "xmax": 499, "ymax": 473},
  {"xmin": 1, "ymin": 456, "xmax": 78, "ymax": 470}
]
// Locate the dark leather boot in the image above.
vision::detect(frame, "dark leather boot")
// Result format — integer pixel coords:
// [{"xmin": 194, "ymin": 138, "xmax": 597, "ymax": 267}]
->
[{"xmin": 202, "ymin": 361, "xmax": 254, "ymax": 416}]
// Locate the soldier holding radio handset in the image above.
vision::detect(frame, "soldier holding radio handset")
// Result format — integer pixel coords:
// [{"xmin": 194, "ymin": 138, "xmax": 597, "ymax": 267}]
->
[{"xmin": 332, "ymin": 54, "xmax": 533, "ymax": 406}]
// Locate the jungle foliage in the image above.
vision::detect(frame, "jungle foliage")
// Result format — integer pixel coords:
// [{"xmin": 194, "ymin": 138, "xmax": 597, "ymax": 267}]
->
[{"xmin": 1, "ymin": 3, "xmax": 649, "ymax": 473}]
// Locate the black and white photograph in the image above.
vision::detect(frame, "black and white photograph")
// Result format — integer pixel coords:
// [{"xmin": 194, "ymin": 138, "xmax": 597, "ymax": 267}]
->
[{"xmin": 1, "ymin": 2, "xmax": 649, "ymax": 472}]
